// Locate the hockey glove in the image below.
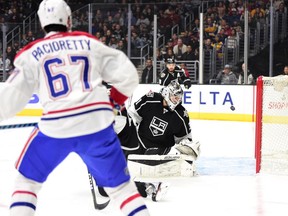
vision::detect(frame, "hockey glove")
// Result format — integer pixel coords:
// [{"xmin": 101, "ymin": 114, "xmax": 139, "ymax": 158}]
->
[
  {"xmin": 183, "ymin": 79, "xmax": 191, "ymax": 89},
  {"xmin": 110, "ymin": 97, "xmax": 125, "ymax": 115}
]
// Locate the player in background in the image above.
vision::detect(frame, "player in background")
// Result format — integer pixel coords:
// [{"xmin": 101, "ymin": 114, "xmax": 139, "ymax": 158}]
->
[
  {"xmin": 1, "ymin": 0, "xmax": 150, "ymax": 215},
  {"xmin": 159, "ymin": 58, "xmax": 192, "ymax": 89}
]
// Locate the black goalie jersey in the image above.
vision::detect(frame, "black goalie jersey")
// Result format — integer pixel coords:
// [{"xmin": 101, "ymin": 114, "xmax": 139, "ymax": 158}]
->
[{"xmin": 129, "ymin": 91, "xmax": 191, "ymax": 149}]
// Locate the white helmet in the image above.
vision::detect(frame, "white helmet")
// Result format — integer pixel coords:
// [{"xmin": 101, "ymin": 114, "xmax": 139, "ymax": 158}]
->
[
  {"xmin": 37, "ymin": 0, "xmax": 72, "ymax": 30},
  {"xmin": 161, "ymin": 81, "xmax": 183, "ymax": 111}
]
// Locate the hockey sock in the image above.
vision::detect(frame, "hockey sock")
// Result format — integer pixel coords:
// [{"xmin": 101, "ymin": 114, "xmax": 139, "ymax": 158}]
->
[
  {"xmin": 10, "ymin": 173, "xmax": 42, "ymax": 216},
  {"xmin": 105, "ymin": 180, "xmax": 150, "ymax": 216}
]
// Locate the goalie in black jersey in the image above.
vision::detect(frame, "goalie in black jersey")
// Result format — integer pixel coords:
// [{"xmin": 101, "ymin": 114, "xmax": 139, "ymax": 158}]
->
[
  {"xmin": 97, "ymin": 81, "xmax": 200, "ymax": 203},
  {"xmin": 159, "ymin": 58, "xmax": 191, "ymax": 89},
  {"xmin": 126, "ymin": 81, "xmax": 200, "ymax": 201}
]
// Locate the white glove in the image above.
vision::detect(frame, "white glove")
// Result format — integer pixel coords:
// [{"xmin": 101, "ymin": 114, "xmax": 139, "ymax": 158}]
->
[{"xmin": 175, "ymin": 139, "xmax": 201, "ymax": 160}]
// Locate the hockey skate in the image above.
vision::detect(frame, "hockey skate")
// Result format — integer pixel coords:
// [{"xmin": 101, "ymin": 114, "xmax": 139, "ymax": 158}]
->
[{"xmin": 145, "ymin": 182, "xmax": 170, "ymax": 202}]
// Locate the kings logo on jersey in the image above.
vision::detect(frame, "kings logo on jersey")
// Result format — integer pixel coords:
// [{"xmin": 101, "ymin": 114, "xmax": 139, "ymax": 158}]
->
[{"xmin": 149, "ymin": 116, "xmax": 168, "ymax": 136}]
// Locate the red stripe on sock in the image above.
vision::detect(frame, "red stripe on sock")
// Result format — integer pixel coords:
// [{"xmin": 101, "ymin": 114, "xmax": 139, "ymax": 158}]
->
[
  {"xmin": 120, "ymin": 193, "xmax": 141, "ymax": 209},
  {"xmin": 12, "ymin": 191, "xmax": 37, "ymax": 198}
]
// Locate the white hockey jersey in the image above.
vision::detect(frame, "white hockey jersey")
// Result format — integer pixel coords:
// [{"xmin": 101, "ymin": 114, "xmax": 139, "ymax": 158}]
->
[{"xmin": 0, "ymin": 31, "xmax": 139, "ymax": 138}]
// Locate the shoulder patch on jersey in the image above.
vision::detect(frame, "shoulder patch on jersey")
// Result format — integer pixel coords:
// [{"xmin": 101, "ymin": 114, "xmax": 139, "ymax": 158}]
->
[
  {"xmin": 160, "ymin": 72, "xmax": 166, "ymax": 78},
  {"xmin": 146, "ymin": 90, "xmax": 154, "ymax": 97},
  {"xmin": 183, "ymin": 110, "xmax": 189, "ymax": 118},
  {"xmin": 163, "ymin": 108, "xmax": 169, "ymax": 114}
]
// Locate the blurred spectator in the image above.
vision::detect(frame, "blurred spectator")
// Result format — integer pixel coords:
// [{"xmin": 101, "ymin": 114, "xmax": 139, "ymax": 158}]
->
[
  {"xmin": 191, "ymin": 18, "xmax": 200, "ymax": 36},
  {"xmin": 217, "ymin": 2, "xmax": 226, "ymax": 20},
  {"xmin": 116, "ymin": 39, "xmax": 127, "ymax": 54},
  {"xmin": 204, "ymin": 16, "xmax": 217, "ymax": 38},
  {"xmin": 105, "ymin": 29, "xmax": 113, "ymax": 45},
  {"xmin": 142, "ymin": 4, "xmax": 154, "ymax": 22},
  {"xmin": 156, "ymin": 48, "xmax": 164, "ymax": 61},
  {"xmin": 282, "ymin": 65, "xmax": 288, "ymax": 75},
  {"xmin": 169, "ymin": 7, "xmax": 181, "ymax": 26},
  {"xmin": 136, "ymin": 14, "xmax": 150, "ymax": 29},
  {"xmin": 158, "ymin": 12, "xmax": 172, "ymax": 38},
  {"xmin": 250, "ymin": 4, "xmax": 265, "ymax": 18},
  {"xmin": 0, "ymin": 53, "xmax": 11, "ymax": 71},
  {"xmin": 237, "ymin": 63, "xmax": 255, "ymax": 84},
  {"xmin": 21, "ymin": 34, "xmax": 29, "ymax": 47},
  {"xmin": 216, "ymin": 64, "xmax": 238, "ymax": 84},
  {"xmin": 131, "ymin": 31, "xmax": 145, "ymax": 49},
  {"xmin": 173, "ymin": 38, "xmax": 187, "ymax": 60},
  {"xmin": 108, "ymin": 35, "xmax": 118, "ymax": 49},
  {"xmin": 179, "ymin": 63, "xmax": 190, "ymax": 78},
  {"xmin": 6, "ymin": 46, "xmax": 16, "ymax": 64},
  {"xmin": 162, "ymin": 38, "xmax": 174, "ymax": 54},
  {"xmin": 212, "ymin": 35, "xmax": 224, "ymax": 59},
  {"xmin": 226, "ymin": 28, "xmax": 238, "ymax": 49},
  {"xmin": 180, "ymin": 31, "xmax": 191, "ymax": 45},
  {"xmin": 114, "ymin": 23, "xmax": 124, "ymax": 40},
  {"xmin": 190, "ymin": 33, "xmax": 200, "ymax": 52},
  {"xmin": 124, "ymin": 10, "xmax": 137, "ymax": 26},
  {"xmin": 13, "ymin": 42, "xmax": 20, "ymax": 53},
  {"xmin": 95, "ymin": 31, "xmax": 101, "ymax": 39},
  {"xmin": 237, "ymin": 0, "xmax": 245, "ymax": 15},
  {"xmin": 163, "ymin": 48, "xmax": 176, "ymax": 61},
  {"xmin": 181, "ymin": 45, "xmax": 197, "ymax": 61},
  {"xmin": 226, "ymin": 7, "xmax": 241, "ymax": 27},
  {"xmin": 141, "ymin": 58, "xmax": 154, "ymax": 83},
  {"xmin": 204, "ymin": 38, "xmax": 213, "ymax": 51},
  {"xmin": 171, "ymin": 33, "xmax": 178, "ymax": 46},
  {"xmin": 217, "ymin": 28, "xmax": 227, "ymax": 43},
  {"xmin": 276, "ymin": 2, "xmax": 285, "ymax": 13},
  {"xmin": 26, "ymin": 31, "xmax": 35, "ymax": 43}
]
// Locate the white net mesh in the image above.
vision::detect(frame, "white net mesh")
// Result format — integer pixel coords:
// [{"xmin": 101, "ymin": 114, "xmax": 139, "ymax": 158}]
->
[{"xmin": 260, "ymin": 76, "xmax": 288, "ymax": 175}]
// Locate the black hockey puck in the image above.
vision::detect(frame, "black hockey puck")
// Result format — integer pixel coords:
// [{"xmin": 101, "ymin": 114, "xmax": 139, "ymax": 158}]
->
[{"xmin": 230, "ymin": 105, "xmax": 235, "ymax": 111}]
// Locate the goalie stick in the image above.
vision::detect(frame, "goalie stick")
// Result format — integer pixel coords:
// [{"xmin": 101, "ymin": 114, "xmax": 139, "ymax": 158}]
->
[
  {"xmin": 87, "ymin": 172, "xmax": 110, "ymax": 210},
  {"xmin": 0, "ymin": 122, "xmax": 38, "ymax": 130}
]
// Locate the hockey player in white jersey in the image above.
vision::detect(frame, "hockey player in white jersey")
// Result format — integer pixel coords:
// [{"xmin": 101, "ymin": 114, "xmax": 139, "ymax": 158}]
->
[{"xmin": 0, "ymin": 0, "xmax": 150, "ymax": 215}]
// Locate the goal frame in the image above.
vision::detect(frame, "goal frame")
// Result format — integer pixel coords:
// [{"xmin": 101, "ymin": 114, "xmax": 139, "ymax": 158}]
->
[{"xmin": 255, "ymin": 76, "xmax": 263, "ymax": 173}]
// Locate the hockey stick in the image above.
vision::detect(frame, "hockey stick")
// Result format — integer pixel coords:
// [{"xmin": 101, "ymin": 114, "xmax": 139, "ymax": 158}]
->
[
  {"xmin": 87, "ymin": 172, "xmax": 110, "ymax": 210},
  {"xmin": 0, "ymin": 122, "xmax": 38, "ymax": 130}
]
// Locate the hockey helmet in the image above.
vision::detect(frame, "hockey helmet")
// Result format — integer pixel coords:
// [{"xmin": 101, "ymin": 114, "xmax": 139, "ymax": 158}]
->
[
  {"xmin": 160, "ymin": 81, "xmax": 183, "ymax": 111},
  {"xmin": 166, "ymin": 58, "xmax": 175, "ymax": 64},
  {"xmin": 37, "ymin": 0, "xmax": 72, "ymax": 30}
]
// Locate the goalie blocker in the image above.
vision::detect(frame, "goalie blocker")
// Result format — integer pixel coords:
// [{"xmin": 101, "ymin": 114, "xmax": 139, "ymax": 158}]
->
[{"xmin": 128, "ymin": 141, "xmax": 200, "ymax": 178}]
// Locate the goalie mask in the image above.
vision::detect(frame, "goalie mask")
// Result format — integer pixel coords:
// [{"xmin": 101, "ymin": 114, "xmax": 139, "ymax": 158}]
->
[
  {"xmin": 37, "ymin": 0, "xmax": 72, "ymax": 31},
  {"xmin": 161, "ymin": 81, "xmax": 183, "ymax": 111}
]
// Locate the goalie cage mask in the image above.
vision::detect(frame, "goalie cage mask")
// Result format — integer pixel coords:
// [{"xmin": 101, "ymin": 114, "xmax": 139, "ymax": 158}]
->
[{"xmin": 161, "ymin": 81, "xmax": 183, "ymax": 111}]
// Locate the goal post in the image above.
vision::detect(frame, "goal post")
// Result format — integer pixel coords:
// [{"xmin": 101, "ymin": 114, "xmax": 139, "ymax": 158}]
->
[{"xmin": 255, "ymin": 75, "xmax": 288, "ymax": 174}]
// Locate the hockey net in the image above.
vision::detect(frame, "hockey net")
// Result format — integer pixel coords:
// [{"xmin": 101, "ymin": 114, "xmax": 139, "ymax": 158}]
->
[{"xmin": 255, "ymin": 75, "xmax": 288, "ymax": 175}]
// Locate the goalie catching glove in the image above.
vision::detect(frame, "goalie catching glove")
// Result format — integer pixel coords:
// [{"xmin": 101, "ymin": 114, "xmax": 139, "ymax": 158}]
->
[{"xmin": 175, "ymin": 138, "xmax": 200, "ymax": 160}]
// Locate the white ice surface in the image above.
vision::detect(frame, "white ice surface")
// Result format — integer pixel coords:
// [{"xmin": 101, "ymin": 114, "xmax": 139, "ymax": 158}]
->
[{"xmin": 1, "ymin": 117, "xmax": 288, "ymax": 216}]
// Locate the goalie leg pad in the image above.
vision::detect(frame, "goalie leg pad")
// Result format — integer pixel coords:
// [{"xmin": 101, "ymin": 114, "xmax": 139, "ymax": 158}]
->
[{"xmin": 127, "ymin": 154, "xmax": 196, "ymax": 177}]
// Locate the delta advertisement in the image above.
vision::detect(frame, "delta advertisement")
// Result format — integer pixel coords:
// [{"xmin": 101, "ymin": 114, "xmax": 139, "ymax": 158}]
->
[{"xmin": 17, "ymin": 84, "xmax": 257, "ymax": 122}]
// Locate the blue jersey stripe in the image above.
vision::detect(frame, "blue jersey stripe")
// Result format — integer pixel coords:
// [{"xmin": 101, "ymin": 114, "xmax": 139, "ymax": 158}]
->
[
  {"xmin": 41, "ymin": 107, "xmax": 113, "ymax": 120},
  {"xmin": 10, "ymin": 202, "xmax": 36, "ymax": 210},
  {"xmin": 128, "ymin": 205, "xmax": 147, "ymax": 216}
]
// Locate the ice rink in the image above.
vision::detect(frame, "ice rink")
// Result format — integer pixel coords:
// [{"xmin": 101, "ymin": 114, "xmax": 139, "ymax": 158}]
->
[{"xmin": 1, "ymin": 117, "xmax": 288, "ymax": 216}]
